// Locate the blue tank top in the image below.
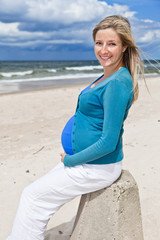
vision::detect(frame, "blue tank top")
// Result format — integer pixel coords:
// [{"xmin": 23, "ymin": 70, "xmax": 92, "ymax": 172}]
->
[{"xmin": 61, "ymin": 85, "xmax": 91, "ymax": 155}]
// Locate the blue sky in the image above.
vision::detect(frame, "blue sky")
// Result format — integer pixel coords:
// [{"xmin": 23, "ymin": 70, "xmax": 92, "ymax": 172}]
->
[{"xmin": 0, "ymin": 0, "xmax": 159, "ymax": 60}]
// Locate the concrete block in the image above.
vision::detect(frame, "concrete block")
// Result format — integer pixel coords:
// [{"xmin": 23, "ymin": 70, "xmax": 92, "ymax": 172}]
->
[{"xmin": 70, "ymin": 170, "xmax": 144, "ymax": 240}]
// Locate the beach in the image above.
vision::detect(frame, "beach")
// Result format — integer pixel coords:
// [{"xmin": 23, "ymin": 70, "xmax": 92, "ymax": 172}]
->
[{"xmin": 0, "ymin": 76, "xmax": 160, "ymax": 240}]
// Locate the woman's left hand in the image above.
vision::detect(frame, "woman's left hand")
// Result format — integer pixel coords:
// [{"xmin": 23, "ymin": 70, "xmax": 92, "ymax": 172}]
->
[{"xmin": 60, "ymin": 152, "xmax": 66, "ymax": 163}]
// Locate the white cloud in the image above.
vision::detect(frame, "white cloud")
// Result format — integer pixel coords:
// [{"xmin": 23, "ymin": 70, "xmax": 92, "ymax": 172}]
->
[
  {"xmin": 25, "ymin": 0, "xmax": 136, "ymax": 24},
  {"xmin": 0, "ymin": 22, "xmax": 19, "ymax": 36},
  {"xmin": 142, "ymin": 19, "xmax": 154, "ymax": 23},
  {"xmin": 111, "ymin": 4, "xmax": 136, "ymax": 18},
  {"xmin": 140, "ymin": 31, "xmax": 155, "ymax": 42},
  {"xmin": 131, "ymin": 18, "xmax": 160, "ymax": 48},
  {"xmin": 139, "ymin": 29, "xmax": 160, "ymax": 42},
  {"xmin": 25, "ymin": 0, "xmax": 105, "ymax": 24},
  {"xmin": 0, "ymin": 21, "xmax": 48, "ymax": 39},
  {"xmin": 0, "ymin": 20, "xmax": 84, "ymax": 48},
  {"xmin": 0, "ymin": 39, "xmax": 83, "ymax": 47}
]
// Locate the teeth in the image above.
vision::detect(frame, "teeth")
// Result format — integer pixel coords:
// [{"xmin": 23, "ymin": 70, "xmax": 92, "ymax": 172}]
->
[{"xmin": 101, "ymin": 56, "xmax": 111, "ymax": 59}]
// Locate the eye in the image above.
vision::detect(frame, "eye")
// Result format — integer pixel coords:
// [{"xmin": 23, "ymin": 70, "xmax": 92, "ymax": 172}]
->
[
  {"xmin": 109, "ymin": 42, "xmax": 116, "ymax": 46},
  {"xmin": 95, "ymin": 41, "xmax": 102, "ymax": 45}
]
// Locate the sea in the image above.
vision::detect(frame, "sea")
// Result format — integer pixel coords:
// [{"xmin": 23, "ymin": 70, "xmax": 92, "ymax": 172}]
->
[{"xmin": 0, "ymin": 60, "xmax": 159, "ymax": 94}]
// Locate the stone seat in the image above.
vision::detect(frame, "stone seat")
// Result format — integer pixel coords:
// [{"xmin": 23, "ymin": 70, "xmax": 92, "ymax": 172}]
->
[{"xmin": 70, "ymin": 170, "xmax": 144, "ymax": 240}]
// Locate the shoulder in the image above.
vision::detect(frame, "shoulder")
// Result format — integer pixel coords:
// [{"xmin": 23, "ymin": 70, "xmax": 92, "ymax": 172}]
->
[
  {"xmin": 98, "ymin": 67, "xmax": 133, "ymax": 92},
  {"xmin": 104, "ymin": 79, "xmax": 129, "ymax": 98},
  {"xmin": 95, "ymin": 67, "xmax": 133, "ymax": 103},
  {"xmin": 115, "ymin": 67, "xmax": 133, "ymax": 90},
  {"xmin": 101, "ymin": 74, "xmax": 133, "ymax": 105},
  {"xmin": 104, "ymin": 67, "xmax": 133, "ymax": 94}
]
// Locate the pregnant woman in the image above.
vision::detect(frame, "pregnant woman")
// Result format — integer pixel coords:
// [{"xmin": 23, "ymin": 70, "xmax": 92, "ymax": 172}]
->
[{"xmin": 7, "ymin": 15, "xmax": 144, "ymax": 240}]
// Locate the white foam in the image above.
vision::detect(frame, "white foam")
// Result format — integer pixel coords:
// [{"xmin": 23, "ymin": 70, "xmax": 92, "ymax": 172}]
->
[
  {"xmin": 65, "ymin": 65, "xmax": 103, "ymax": 71},
  {"xmin": 0, "ymin": 70, "xmax": 33, "ymax": 78},
  {"xmin": 46, "ymin": 69, "xmax": 57, "ymax": 73}
]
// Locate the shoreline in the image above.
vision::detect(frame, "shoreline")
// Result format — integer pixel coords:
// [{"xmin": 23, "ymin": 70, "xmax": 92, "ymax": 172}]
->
[
  {"xmin": 0, "ymin": 76, "xmax": 96, "ymax": 95},
  {"xmin": 0, "ymin": 74, "xmax": 159, "ymax": 95}
]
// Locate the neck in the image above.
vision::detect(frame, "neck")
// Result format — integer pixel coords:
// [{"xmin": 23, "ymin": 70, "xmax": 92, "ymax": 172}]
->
[{"xmin": 103, "ymin": 61, "xmax": 125, "ymax": 79}]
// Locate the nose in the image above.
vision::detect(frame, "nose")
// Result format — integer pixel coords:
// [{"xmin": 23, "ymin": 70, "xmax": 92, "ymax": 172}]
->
[{"xmin": 101, "ymin": 43, "xmax": 109, "ymax": 54}]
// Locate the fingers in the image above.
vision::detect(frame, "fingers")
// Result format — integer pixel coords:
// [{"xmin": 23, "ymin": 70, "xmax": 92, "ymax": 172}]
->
[{"xmin": 60, "ymin": 152, "xmax": 66, "ymax": 162}]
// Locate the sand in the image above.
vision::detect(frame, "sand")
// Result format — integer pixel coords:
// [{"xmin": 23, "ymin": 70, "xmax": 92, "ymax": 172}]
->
[{"xmin": 0, "ymin": 76, "xmax": 160, "ymax": 240}]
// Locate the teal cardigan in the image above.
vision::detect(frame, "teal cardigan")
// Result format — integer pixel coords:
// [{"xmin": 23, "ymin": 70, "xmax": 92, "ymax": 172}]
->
[{"xmin": 63, "ymin": 67, "xmax": 133, "ymax": 167}]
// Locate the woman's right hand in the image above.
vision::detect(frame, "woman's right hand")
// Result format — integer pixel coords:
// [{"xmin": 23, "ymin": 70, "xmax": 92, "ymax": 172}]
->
[{"xmin": 60, "ymin": 152, "xmax": 66, "ymax": 163}]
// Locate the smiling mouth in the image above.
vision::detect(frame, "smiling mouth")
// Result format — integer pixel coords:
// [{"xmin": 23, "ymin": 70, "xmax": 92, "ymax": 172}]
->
[{"xmin": 100, "ymin": 56, "xmax": 112, "ymax": 61}]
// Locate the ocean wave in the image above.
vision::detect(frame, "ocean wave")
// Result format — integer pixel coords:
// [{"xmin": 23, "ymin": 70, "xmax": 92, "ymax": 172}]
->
[
  {"xmin": 46, "ymin": 69, "xmax": 57, "ymax": 73},
  {"xmin": 0, "ymin": 73, "xmax": 101, "ymax": 84},
  {"xmin": 65, "ymin": 65, "xmax": 103, "ymax": 71},
  {"xmin": 144, "ymin": 72, "xmax": 160, "ymax": 77},
  {"xmin": 0, "ymin": 70, "xmax": 33, "ymax": 78}
]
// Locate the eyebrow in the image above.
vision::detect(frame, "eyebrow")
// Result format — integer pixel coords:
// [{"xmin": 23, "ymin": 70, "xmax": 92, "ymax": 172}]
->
[{"xmin": 95, "ymin": 39, "xmax": 117, "ymax": 42}]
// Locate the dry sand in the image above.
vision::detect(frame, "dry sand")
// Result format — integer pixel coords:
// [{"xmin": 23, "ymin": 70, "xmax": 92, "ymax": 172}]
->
[{"xmin": 0, "ymin": 77, "xmax": 160, "ymax": 240}]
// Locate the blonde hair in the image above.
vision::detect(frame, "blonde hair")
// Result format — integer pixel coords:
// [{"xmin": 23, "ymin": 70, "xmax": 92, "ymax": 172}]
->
[{"xmin": 93, "ymin": 15, "xmax": 145, "ymax": 104}]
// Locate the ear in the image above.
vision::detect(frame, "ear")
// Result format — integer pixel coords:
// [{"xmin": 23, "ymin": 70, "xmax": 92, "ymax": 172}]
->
[{"xmin": 122, "ymin": 46, "xmax": 127, "ymax": 53}]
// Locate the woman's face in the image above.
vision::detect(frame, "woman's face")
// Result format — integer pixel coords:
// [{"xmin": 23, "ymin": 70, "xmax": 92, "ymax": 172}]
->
[{"xmin": 94, "ymin": 28, "xmax": 126, "ymax": 71}]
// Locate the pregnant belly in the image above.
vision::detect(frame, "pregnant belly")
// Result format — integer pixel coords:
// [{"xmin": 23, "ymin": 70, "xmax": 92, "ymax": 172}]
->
[{"xmin": 61, "ymin": 115, "xmax": 75, "ymax": 155}]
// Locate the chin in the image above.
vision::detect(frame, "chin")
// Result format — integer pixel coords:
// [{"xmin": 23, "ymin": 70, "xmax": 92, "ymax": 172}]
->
[{"xmin": 100, "ymin": 61, "xmax": 112, "ymax": 68}]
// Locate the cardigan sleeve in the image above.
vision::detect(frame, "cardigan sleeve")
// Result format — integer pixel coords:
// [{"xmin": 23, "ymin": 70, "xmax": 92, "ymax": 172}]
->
[{"xmin": 63, "ymin": 79, "xmax": 130, "ymax": 167}]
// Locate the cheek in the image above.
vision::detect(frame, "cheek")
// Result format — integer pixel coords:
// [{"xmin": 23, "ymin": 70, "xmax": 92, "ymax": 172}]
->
[
  {"xmin": 94, "ymin": 45, "xmax": 98, "ymax": 52},
  {"xmin": 94, "ymin": 46, "xmax": 99, "ymax": 56},
  {"xmin": 112, "ymin": 47, "xmax": 123, "ymax": 57}
]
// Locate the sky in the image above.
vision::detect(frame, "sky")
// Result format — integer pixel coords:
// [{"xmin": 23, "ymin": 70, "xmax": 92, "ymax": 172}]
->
[{"xmin": 0, "ymin": 0, "xmax": 160, "ymax": 61}]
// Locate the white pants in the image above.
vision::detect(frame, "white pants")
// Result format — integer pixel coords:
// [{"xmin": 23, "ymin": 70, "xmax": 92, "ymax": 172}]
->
[{"xmin": 7, "ymin": 161, "xmax": 122, "ymax": 240}]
